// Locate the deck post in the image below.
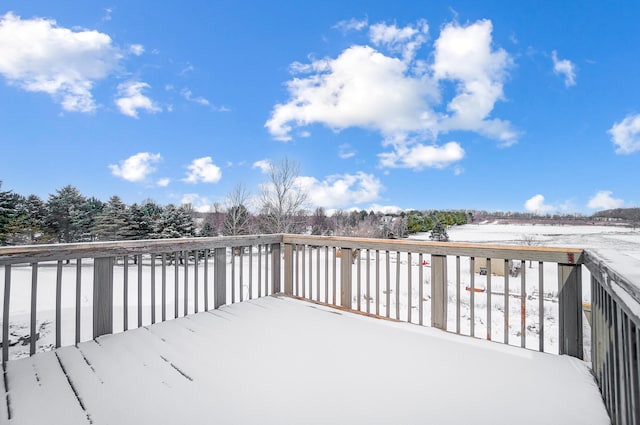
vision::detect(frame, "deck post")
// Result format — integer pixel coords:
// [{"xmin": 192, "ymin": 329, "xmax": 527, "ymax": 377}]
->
[
  {"xmin": 271, "ymin": 243, "xmax": 282, "ymax": 294},
  {"xmin": 93, "ymin": 257, "xmax": 114, "ymax": 338},
  {"xmin": 214, "ymin": 248, "xmax": 227, "ymax": 308},
  {"xmin": 558, "ymin": 263, "xmax": 583, "ymax": 359},
  {"xmin": 283, "ymin": 244, "xmax": 292, "ymax": 295},
  {"xmin": 340, "ymin": 248, "xmax": 353, "ymax": 309},
  {"xmin": 431, "ymin": 254, "xmax": 448, "ymax": 330}
]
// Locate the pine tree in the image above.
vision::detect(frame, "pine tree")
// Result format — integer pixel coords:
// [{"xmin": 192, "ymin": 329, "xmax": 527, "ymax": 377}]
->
[
  {"xmin": 199, "ymin": 221, "xmax": 215, "ymax": 237},
  {"xmin": 0, "ymin": 182, "xmax": 19, "ymax": 245},
  {"xmin": 429, "ymin": 220, "xmax": 449, "ymax": 242},
  {"xmin": 92, "ymin": 196, "xmax": 129, "ymax": 241},
  {"xmin": 46, "ymin": 185, "xmax": 86, "ymax": 243},
  {"xmin": 74, "ymin": 197, "xmax": 104, "ymax": 242},
  {"xmin": 124, "ymin": 203, "xmax": 153, "ymax": 240},
  {"xmin": 13, "ymin": 194, "xmax": 49, "ymax": 244},
  {"xmin": 153, "ymin": 205, "xmax": 195, "ymax": 239}
]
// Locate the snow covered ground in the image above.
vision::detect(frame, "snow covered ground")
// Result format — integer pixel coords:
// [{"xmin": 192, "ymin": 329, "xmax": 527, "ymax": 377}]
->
[{"xmin": 3, "ymin": 296, "xmax": 610, "ymax": 425}]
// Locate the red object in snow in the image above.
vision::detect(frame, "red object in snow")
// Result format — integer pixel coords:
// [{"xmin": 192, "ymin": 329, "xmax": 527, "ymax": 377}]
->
[
  {"xmin": 465, "ymin": 286, "xmax": 486, "ymax": 293},
  {"xmin": 422, "ymin": 260, "xmax": 430, "ymax": 266}
]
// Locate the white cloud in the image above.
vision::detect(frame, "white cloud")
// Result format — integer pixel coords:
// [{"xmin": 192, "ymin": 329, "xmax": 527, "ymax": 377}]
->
[
  {"xmin": 252, "ymin": 159, "xmax": 272, "ymax": 174},
  {"xmin": 109, "ymin": 152, "xmax": 162, "ymax": 182},
  {"xmin": 179, "ymin": 63, "xmax": 194, "ymax": 76},
  {"xmin": 115, "ymin": 81, "xmax": 161, "ymax": 118},
  {"xmin": 433, "ymin": 20, "xmax": 516, "ymax": 144},
  {"xmin": 181, "ymin": 193, "xmax": 212, "ymax": 212},
  {"xmin": 181, "ymin": 88, "xmax": 210, "ymax": 106},
  {"xmin": 0, "ymin": 12, "xmax": 122, "ymax": 113},
  {"xmin": 366, "ymin": 204, "xmax": 402, "ymax": 214},
  {"xmin": 295, "ymin": 172, "xmax": 383, "ymax": 208},
  {"xmin": 338, "ymin": 143, "xmax": 356, "ymax": 159},
  {"xmin": 608, "ymin": 114, "xmax": 640, "ymax": 154},
  {"xmin": 266, "ymin": 44, "xmax": 439, "ymax": 141},
  {"xmin": 333, "ymin": 18, "xmax": 368, "ymax": 33},
  {"xmin": 129, "ymin": 44, "xmax": 144, "ymax": 56},
  {"xmin": 183, "ymin": 157, "xmax": 222, "ymax": 184},
  {"xmin": 524, "ymin": 194, "xmax": 555, "ymax": 213},
  {"xmin": 379, "ymin": 141, "xmax": 465, "ymax": 169},
  {"xmin": 157, "ymin": 178, "xmax": 170, "ymax": 187},
  {"xmin": 587, "ymin": 191, "xmax": 624, "ymax": 210},
  {"xmin": 266, "ymin": 18, "xmax": 515, "ymax": 171},
  {"xmin": 551, "ymin": 50, "xmax": 576, "ymax": 87},
  {"xmin": 369, "ymin": 20, "xmax": 428, "ymax": 62}
]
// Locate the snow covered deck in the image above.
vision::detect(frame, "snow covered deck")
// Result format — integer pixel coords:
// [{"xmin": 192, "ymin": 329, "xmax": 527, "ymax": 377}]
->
[{"xmin": 2, "ymin": 295, "xmax": 609, "ymax": 425}]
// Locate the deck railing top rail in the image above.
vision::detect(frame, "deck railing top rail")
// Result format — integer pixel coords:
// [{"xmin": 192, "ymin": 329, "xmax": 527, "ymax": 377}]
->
[
  {"xmin": 0, "ymin": 234, "xmax": 282, "ymax": 265},
  {"xmin": 281, "ymin": 234, "xmax": 584, "ymax": 264}
]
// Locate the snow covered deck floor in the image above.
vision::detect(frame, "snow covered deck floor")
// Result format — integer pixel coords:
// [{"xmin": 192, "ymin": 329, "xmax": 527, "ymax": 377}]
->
[{"xmin": 3, "ymin": 296, "xmax": 609, "ymax": 425}]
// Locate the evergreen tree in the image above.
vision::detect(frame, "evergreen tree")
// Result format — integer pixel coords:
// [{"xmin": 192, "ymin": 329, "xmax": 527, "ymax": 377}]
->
[
  {"xmin": 429, "ymin": 220, "xmax": 449, "ymax": 242},
  {"xmin": 13, "ymin": 194, "xmax": 49, "ymax": 244},
  {"xmin": 46, "ymin": 185, "xmax": 86, "ymax": 243},
  {"xmin": 153, "ymin": 205, "xmax": 195, "ymax": 239},
  {"xmin": 92, "ymin": 196, "xmax": 129, "ymax": 241},
  {"xmin": 75, "ymin": 197, "xmax": 104, "ymax": 242},
  {"xmin": 125, "ymin": 203, "xmax": 153, "ymax": 240},
  {"xmin": 0, "ymin": 182, "xmax": 19, "ymax": 245},
  {"xmin": 199, "ymin": 221, "xmax": 215, "ymax": 237}
]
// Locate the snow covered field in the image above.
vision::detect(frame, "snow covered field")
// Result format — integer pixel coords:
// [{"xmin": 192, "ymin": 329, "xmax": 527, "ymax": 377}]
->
[{"xmin": 2, "ymin": 224, "xmax": 640, "ymax": 360}]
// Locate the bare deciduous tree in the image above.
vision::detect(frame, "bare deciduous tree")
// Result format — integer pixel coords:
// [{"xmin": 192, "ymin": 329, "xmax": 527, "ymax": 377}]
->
[
  {"xmin": 258, "ymin": 157, "xmax": 308, "ymax": 234},
  {"xmin": 222, "ymin": 183, "xmax": 252, "ymax": 236},
  {"xmin": 521, "ymin": 234, "xmax": 540, "ymax": 268}
]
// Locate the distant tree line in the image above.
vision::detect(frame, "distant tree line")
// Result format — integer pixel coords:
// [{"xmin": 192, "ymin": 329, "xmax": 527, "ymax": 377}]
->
[
  {"xmin": 0, "ymin": 182, "xmax": 196, "ymax": 245},
  {"xmin": 1, "ymin": 168, "xmax": 469, "ymax": 246}
]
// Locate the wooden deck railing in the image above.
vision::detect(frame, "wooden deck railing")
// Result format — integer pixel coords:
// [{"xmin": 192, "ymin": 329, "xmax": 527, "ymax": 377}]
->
[
  {"xmin": 584, "ymin": 251, "xmax": 640, "ymax": 425},
  {"xmin": 1, "ymin": 234, "xmax": 638, "ymax": 423}
]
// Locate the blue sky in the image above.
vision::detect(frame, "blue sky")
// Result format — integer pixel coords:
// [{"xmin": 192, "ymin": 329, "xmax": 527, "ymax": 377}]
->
[{"xmin": 1, "ymin": 1, "xmax": 639, "ymax": 214}]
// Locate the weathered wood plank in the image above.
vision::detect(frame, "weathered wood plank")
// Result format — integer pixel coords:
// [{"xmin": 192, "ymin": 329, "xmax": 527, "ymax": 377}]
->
[
  {"xmin": 124, "ymin": 256, "xmax": 129, "ymax": 331},
  {"xmin": 55, "ymin": 261, "xmax": 62, "ymax": 348},
  {"xmin": 284, "ymin": 244, "xmax": 293, "ymax": 296},
  {"xmin": 0, "ymin": 235, "xmax": 282, "ymax": 265},
  {"xmin": 183, "ymin": 251, "xmax": 189, "ymax": 315},
  {"xmin": 486, "ymin": 258, "xmax": 492, "ymax": 341},
  {"xmin": 538, "ymin": 261, "xmax": 544, "ymax": 352},
  {"xmin": 395, "ymin": 251, "xmax": 400, "ymax": 320},
  {"xmin": 431, "ymin": 255, "xmax": 447, "ymax": 330},
  {"xmin": 93, "ymin": 257, "xmax": 114, "ymax": 338},
  {"xmin": 282, "ymin": 235, "xmax": 584, "ymax": 265},
  {"xmin": 204, "ymin": 250, "xmax": 209, "ymax": 310},
  {"xmin": 75, "ymin": 259, "xmax": 81, "ymax": 346},
  {"xmin": 271, "ymin": 243, "xmax": 281, "ymax": 294},
  {"xmin": 340, "ymin": 248, "xmax": 352, "ymax": 308},
  {"xmin": 456, "ymin": 256, "xmax": 461, "ymax": 334},
  {"xmin": 138, "ymin": 255, "xmax": 143, "ymax": 327},
  {"xmin": 521, "ymin": 261, "xmax": 526, "ymax": 348},
  {"xmin": 419, "ymin": 253, "xmax": 424, "ymax": 326},
  {"xmin": 174, "ymin": 253, "xmax": 179, "ymax": 318},
  {"xmin": 3, "ymin": 265, "xmax": 11, "ymax": 364},
  {"xmin": 385, "ymin": 251, "xmax": 390, "ymax": 318},
  {"xmin": 151, "ymin": 254, "xmax": 156, "ymax": 324},
  {"xmin": 470, "ymin": 257, "xmax": 475, "ymax": 337},
  {"xmin": 504, "ymin": 259, "xmax": 510, "ymax": 344},
  {"xmin": 558, "ymin": 263, "xmax": 583, "ymax": 359},
  {"xmin": 162, "ymin": 254, "xmax": 167, "ymax": 321},
  {"xmin": 407, "ymin": 252, "xmax": 412, "ymax": 323},
  {"xmin": 31, "ymin": 263, "xmax": 38, "ymax": 355},
  {"xmin": 214, "ymin": 248, "xmax": 226, "ymax": 308}
]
